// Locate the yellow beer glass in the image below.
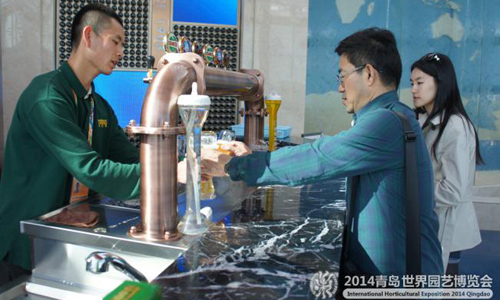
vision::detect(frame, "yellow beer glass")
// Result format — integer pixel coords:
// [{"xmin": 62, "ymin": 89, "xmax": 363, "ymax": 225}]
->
[{"xmin": 200, "ymin": 131, "xmax": 218, "ymax": 200}]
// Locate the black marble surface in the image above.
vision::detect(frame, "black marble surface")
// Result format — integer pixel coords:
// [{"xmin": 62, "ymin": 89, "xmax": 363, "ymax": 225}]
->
[{"xmin": 153, "ymin": 179, "xmax": 347, "ymax": 300}]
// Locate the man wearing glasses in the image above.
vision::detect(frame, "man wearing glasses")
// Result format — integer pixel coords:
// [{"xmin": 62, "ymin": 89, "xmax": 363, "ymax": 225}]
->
[{"xmin": 202, "ymin": 28, "xmax": 444, "ymax": 280}]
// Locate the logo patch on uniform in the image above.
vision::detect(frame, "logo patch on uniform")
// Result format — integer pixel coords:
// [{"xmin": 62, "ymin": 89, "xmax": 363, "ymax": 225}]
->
[{"xmin": 98, "ymin": 119, "xmax": 108, "ymax": 128}]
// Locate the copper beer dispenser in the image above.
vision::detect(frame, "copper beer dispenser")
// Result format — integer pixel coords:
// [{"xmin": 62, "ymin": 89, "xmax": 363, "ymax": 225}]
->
[{"xmin": 127, "ymin": 53, "xmax": 265, "ymax": 241}]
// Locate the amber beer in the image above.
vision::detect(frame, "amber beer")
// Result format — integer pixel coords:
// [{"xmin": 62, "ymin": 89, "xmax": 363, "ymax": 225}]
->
[
  {"xmin": 200, "ymin": 131, "xmax": 218, "ymax": 200},
  {"xmin": 200, "ymin": 141, "xmax": 233, "ymax": 199},
  {"xmin": 217, "ymin": 140, "xmax": 233, "ymax": 155},
  {"xmin": 200, "ymin": 179, "xmax": 216, "ymax": 200}
]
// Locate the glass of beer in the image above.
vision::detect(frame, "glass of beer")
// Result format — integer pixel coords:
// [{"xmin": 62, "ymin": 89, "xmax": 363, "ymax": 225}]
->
[
  {"xmin": 217, "ymin": 140, "xmax": 233, "ymax": 155},
  {"xmin": 217, "ymin": 130, "xmax": 236, "ymax": 155},
  {"xmin": 200, "ymin": 131, "xmax": 218, "ymax": 200},
  {"xmin": 218, "ymin": 130, "xmax": 236, "ymax": 142}
]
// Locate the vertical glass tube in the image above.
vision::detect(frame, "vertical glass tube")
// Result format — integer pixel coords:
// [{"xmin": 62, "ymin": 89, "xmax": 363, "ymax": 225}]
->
[{"xmin": 178, "ymin": 105, "xmax": 210, "ymax": 235}]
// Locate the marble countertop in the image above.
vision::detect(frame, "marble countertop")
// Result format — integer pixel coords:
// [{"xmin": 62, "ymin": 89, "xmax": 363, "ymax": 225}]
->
[{"xmin": 153, "ymin": 179, "xmax": 347, "ymax": 300}]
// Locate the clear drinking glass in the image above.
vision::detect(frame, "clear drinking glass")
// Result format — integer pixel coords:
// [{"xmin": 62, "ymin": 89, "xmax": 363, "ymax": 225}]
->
[{"xmin": 217, "ymin": 130, "xmax": 236, "ymax": 154}]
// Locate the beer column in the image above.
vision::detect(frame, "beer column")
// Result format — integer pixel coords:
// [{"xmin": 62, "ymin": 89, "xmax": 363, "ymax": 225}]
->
[{"xmin": 56, "ymin": 0, "xmax": 151, "ymax": 70}]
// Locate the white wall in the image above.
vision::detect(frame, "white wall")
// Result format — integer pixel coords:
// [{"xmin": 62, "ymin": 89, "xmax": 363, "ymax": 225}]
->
[
  {"xmin": 1, "ymin": 0, "xmax": 55, "ymax": 143},
  {"xmin": 240, "ymin": 0, "xmax": 309, "ymax": 138}
]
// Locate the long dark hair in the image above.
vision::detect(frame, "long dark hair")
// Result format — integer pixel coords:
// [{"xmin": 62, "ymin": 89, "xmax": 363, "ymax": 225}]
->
[{"xmin": 412, "ymin": 53, "xmax": 484, "ymax": 165}]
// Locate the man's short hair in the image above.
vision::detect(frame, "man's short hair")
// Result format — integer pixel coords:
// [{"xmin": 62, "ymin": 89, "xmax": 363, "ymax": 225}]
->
[
  {"xmin": 335, "ymin": 27, "xmax": 402, "ymax": 89},
  {"xmin": 71, "ymin": 4, "xmax": 123, "ymax": 50}
]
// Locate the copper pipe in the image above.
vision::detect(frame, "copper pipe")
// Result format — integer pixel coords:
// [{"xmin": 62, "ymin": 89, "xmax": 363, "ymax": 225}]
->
[
  {"xmin": 239, "ymin": 69, "xmax": 266, "ymax": 148},
  {"xmin": 242, "ymin": 98, "xmax": 266, "ymax": 147},
  {"xmin": 203, "ymin": 68, "xmax": 265, "ymax": 149},
  {"xmin": 129, "ymin": 55, "xmax": 198, "ymax": 241},
  {"xmin": 128, "ymin": 53, "xmax": 265, "ymax": 241},
  {"xmin": 204, "ymin": 67, "xmax": 259, "ymax": 97}
]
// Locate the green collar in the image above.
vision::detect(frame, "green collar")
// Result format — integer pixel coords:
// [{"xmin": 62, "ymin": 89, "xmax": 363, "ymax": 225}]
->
[{"xmin": 59, "ymin": 61, "xmax": 93, "ymax": 99}]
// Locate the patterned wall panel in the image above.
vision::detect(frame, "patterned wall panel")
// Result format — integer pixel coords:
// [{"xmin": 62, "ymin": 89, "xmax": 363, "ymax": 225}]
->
[
  {"xmin": 56, "ymin": 0, "xmax": 150, "ymax": 70},
  {"xmin": 170, "ymin": 22, "xmax": 240, "ymax": 132}
]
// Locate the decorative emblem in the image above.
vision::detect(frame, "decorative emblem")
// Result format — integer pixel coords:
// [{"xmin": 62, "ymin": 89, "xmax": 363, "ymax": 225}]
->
[
  {"xmin": 178, "ymin": 36, "xmax": 192, "ymax": 53},
  {"xmin": 309, "ymin": 271, "xmax": 338, "ymax": 299},
  {"xmin": 192, "ymin": 41, "xmax": 203, "ymax": 56},
  {"xmin": 163, "ymin": 32, "xmax": 178, "ymax": 53},
  {"xmin": 202, "ymin": 44, "xmax": 214, "ymax": 65},
  {"xmin": 213, "ymin": 47, "xmax": 223, "ymax": 67}
]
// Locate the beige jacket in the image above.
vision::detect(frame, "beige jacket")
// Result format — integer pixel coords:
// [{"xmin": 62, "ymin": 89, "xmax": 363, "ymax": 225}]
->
[{"xmin": 419, "ymin": 113, "xmax": 481, "ymax": 267}]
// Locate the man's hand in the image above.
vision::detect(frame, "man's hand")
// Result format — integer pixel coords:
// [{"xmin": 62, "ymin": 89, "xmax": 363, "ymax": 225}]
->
[
  {"xmin": 201, "ymin": 149, "xmax": 232, "ymax": 177},
  {"xmin": 219, "ymin": 141, "xmax": 252, "ymax": 156}
]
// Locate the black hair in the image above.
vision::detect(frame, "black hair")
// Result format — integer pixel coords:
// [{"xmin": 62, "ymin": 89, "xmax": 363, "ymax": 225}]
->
[
  {"xmin": 71, "ymin": 4, "xmax": 123, "ymax": 50},
  {"xmin": 412, "ymin": 52, "xmax": 484, "ymax": 165},
  {"xmin": 335, "ymin": 27, "xmax": 402, "ymax": 89}
]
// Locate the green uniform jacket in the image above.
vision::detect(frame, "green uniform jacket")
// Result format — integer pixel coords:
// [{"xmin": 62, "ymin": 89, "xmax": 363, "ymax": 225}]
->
[{"xmin": 0, "ymin": 62, "xmax": 141, "ymax": 270}]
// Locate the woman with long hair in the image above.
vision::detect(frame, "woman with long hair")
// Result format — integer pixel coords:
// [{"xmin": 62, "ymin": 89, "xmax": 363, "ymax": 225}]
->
[{"xmin": 410, "ymin": 52, "xmax": 483, "ymax": 275}]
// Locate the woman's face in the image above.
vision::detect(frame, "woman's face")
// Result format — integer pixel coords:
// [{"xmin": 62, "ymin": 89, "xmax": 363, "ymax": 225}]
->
[{"xmin": 411, "ymin": 68, "xmax": 438, "ymax": 113}]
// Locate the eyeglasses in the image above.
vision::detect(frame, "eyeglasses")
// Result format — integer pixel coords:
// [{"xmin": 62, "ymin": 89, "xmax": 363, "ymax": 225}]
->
[{"xmin": 337, "ymin": 65, "xmax": 366, "ymax": 86}]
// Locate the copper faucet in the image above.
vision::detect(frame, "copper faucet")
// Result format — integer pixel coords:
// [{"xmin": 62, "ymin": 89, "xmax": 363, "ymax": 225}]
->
[{"xmin": 127, "ymin": 53, "xmax": 264, "ymax": 241}]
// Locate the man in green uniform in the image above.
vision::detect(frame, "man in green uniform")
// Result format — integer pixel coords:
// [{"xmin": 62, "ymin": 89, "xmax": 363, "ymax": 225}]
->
[{"xmin": 0, "ymin": 4, "xmax": 140, "ymax": 282}]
